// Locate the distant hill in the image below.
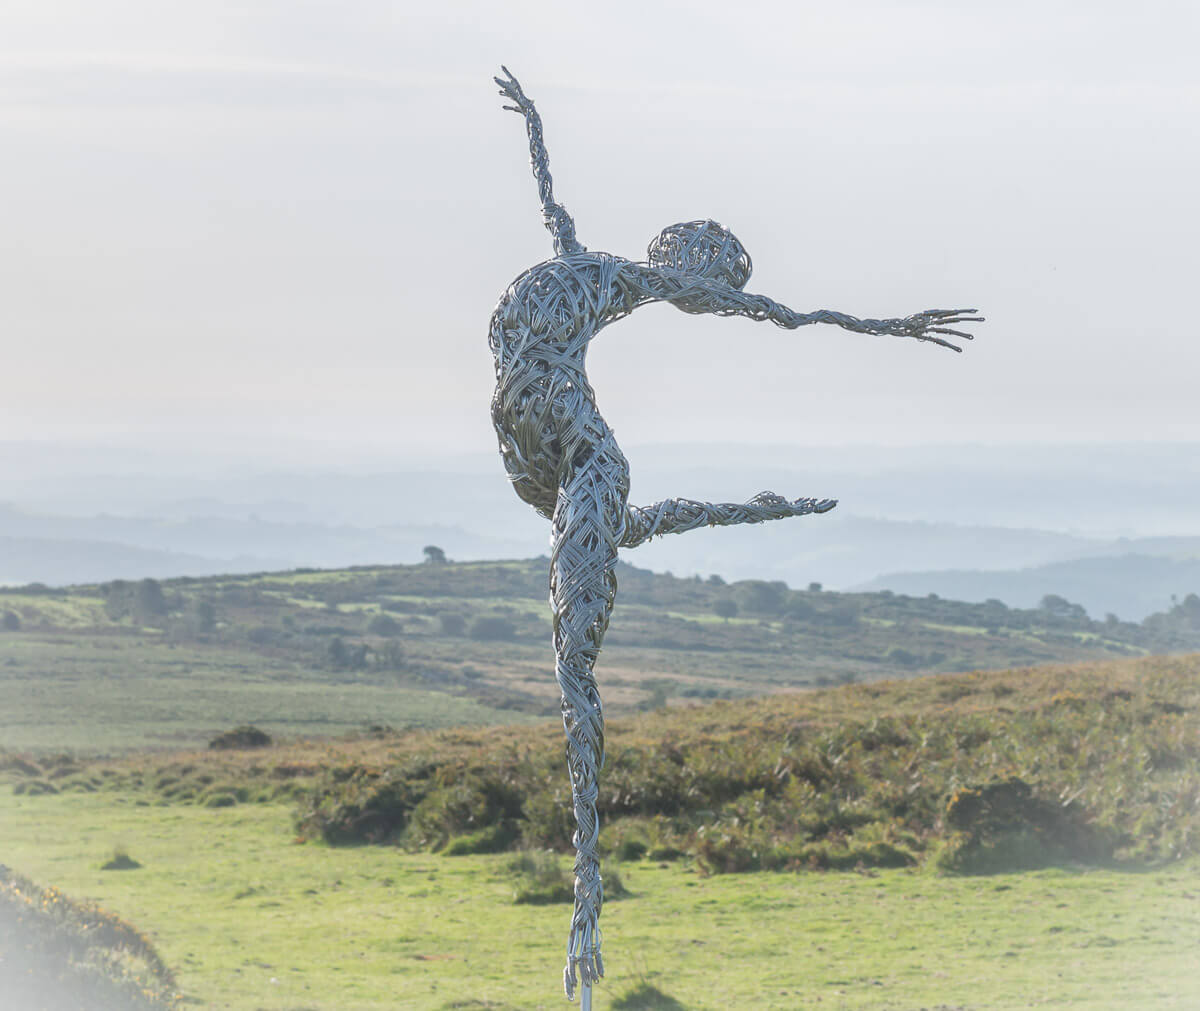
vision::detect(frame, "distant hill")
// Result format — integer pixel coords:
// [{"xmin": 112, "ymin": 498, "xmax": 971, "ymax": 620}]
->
[
  {"xmin": 0, "ymin": 535, "xmax": 278, "ymax": 586},
  {"xmin": 0, "ymin": 504, "xmax": 539, "ymax": 586},
  {"xmin": 857, "ymin": 553, "xmax": 1200, "ymax": 621},
  {"xmin": 4, "ymin": 557, "xmax": 1200, "ymax": 753},
  {"xmin": 6, "ymin": 500, "xmax": 1200, "ymax": 614}
]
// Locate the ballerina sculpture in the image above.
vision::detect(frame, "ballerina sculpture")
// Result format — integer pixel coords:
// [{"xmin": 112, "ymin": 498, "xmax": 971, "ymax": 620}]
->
[{"xmin": 488, "ymin": 66, "xmax": 981, "ymax": 1002}]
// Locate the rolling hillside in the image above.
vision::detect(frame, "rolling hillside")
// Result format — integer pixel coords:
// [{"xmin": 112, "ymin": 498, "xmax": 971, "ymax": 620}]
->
[{"xmin": 3, "ymin": 557, "xmax": 1200, "ymax": 754}]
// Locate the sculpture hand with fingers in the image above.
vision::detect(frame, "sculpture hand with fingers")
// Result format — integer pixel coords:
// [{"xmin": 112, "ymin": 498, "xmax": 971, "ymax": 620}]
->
[{"xmin": 488, "ymin": 66, "xmax": 982, "ymax": 1002}]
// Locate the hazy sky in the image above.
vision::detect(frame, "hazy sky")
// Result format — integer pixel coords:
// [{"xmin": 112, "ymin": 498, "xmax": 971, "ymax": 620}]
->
[{"xmin": 4, "ymin": 1, "xmax": 1198, "ymax": 458}]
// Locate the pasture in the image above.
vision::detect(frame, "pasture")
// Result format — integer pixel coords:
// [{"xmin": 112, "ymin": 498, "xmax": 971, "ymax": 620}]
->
[{"xmin": 3, "ymin": 792, "xmax": 1198, "ymax": 1009}]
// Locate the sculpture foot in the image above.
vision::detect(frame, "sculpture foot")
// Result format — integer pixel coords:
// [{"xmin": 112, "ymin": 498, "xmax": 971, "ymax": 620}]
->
[{"xmin": 564, "ymin": 945, "xmax": 604, "ymax": 1002}]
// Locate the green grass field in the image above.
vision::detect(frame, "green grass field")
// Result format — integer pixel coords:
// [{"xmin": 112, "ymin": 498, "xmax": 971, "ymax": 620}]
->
[
  {"xmin": 3, "ymin": 791, "xmax": 1198, "ymax": 1010},
  {"xmin": 6, "ymin": 557, "xmax": 1198, "ymax": 757},
  {"xmin": 0, "ymin": 631, "xmax": 535, "ymax": 753},
  {"xmin": 4, "ymin": 562, "xmax": 1200, "ymax": 1008}
]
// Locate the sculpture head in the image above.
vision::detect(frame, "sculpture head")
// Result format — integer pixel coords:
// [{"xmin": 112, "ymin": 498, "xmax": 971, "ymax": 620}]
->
[{"xmin": 647, "ymin": 219, "xmax": 753, "ymax": 289}]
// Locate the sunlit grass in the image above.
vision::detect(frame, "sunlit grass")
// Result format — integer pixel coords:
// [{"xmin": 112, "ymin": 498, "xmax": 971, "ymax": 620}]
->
[{"xmin": 2, "ymin": 793, "xmax": 1197, "ymax": 1010}]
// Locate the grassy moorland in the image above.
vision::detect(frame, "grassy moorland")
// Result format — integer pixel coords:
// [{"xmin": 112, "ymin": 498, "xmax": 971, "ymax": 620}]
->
[
  {"xmin": 3, "ymin": 558, "xmax": 1200, "ymax": 754},
  {"xmin": 10, "ymin": 650, "xmax": 1192, "ymax": 874},
  {"xmin": 2, "ymin": 652, "xmax": 1199, "ymax": 1007},
  {"xmin": 1, "ymin": 794, "xmax": 1197, "ymax": 1009},
  {"xmin": 2, "ymin": 562, "xmax": 1199, "ymax": 1008}
]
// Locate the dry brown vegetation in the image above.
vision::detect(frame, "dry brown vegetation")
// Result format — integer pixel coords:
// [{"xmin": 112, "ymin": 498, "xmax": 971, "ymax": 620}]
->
[{"xmin": 8, "ymin": 652, "xmax": 1195, "ymax": 880}]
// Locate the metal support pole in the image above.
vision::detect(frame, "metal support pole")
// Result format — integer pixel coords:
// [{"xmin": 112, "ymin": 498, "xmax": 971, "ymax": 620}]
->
[{"xmin": 581, "ymin": 982, "xmax": 592, "ymax": 1011}]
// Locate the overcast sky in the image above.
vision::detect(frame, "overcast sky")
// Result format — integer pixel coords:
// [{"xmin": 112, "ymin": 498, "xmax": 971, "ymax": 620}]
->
[{"xmin": 3, "ymin": 1, "xmax": 1198, "ymax": 460}]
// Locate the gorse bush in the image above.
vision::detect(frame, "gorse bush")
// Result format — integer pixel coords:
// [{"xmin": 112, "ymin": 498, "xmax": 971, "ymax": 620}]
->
[
  {"xmin": 0, "ymin": 867, "xmax": 179, "ymax": 1009},
  {"xmin": 294, "ymin": 654, "xmax": 1200, "ymax": 873}
]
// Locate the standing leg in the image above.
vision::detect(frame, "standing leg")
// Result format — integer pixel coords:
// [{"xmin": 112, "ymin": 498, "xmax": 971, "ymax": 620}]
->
[
  {"xmin": 620, "ymin": 490, "xmax": 837, "ymax": 548},
  {"xmin": 550, "ymin": 455, "xmax": 626, "ymax": 1001}
]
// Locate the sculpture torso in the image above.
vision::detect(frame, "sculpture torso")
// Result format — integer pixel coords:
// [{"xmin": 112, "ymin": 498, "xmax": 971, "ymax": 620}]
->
[{"xmin": 489, "ymin": 252, "xmax": 644, "ymax": 517}]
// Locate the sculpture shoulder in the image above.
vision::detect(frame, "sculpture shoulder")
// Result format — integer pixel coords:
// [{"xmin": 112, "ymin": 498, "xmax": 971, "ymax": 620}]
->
[
  {"xmin": 491, "ymin": 252, "xmax": 645, "ymax": 343},
  {"xmin": 501, "ymin": 252, "xmax": 635, "ymax": 301}
]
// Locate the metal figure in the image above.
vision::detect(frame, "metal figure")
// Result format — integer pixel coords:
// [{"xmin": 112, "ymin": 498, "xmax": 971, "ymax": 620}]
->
[{"xmin": 488, "ymin": 66, "xmax": 981, "ymax": 1002}]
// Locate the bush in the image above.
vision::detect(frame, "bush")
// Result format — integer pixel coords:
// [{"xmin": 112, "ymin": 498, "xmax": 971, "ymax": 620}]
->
[
  {"xmin": 367, "ymin": 613, "xmax": 402, "ymax": 637},
  {"xmin": 940, "ymin": 776, "xmax": 1116, "ymax": 873},
  {"xmin": 295, "ymin": 763, "xmax": 431, "ymax": 845},
  {"xmin": 372, "ymin": 640, "xmax": 406, "ymax": 671},
  {"xmin": 439, "ymin": 613, "xmax": 467, "ymax": 636},
  {"xmin": 712, "ymin": 598, "xmax": 738, "ymax": 621},
  {"xmin": 0, "ymin": 867, "xmax": 178, "ymax": 1009},
  {"xmin": 468, "ymin": 615, "xmax": 517, "ymax": 641},
  {"xmin": 734, "ymin": 580, "xmax": 788, "ymax": 615},
  {"xmin": 100, "ymin": 848, "xmax": 141, "ymax": 871},
  {"xmin": 444, "ymin": 821, "xmax": 521, "ymax": 855},
  {"xmin": 326, "ymin": 636, "xmax": 368, "ymax": 670},
  {"xmin": 1, "ymin": 610, "xmax": 19, "ymax": 631},
  {"xmin": 615, "ymin": 838, "xmax": 648, "ymax": 861},
  {"xmin": 209, "ymin": 726, "xmax": 272, "ymax": 750},
  {"xmin": 294, "ymin": 658, "xmax": 1200, "ymax": 874}
]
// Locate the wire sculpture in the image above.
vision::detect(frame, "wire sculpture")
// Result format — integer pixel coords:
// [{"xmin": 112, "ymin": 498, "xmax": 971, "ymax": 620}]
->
[{"xmin": 488, "ymin": 66, "xmax": 981, "ymax": 1002}]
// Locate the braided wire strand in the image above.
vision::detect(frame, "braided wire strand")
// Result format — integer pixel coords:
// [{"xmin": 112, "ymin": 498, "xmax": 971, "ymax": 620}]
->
[
  {"xmin": 621, "ymin": 491, "xmax": 838, "ymax": 549},
  {"xmin": 496, "ymin": 67, "xmax": 585, "ymax": 257},
  {"xmin": 550, "ymin": 455, "xmax": 625, "ymax": 998}
]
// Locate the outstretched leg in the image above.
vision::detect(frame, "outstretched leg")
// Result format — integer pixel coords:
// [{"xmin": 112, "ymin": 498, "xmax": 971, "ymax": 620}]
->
[
  {"xmin": 620, "ymin": 491, "xmax": 836, "ymax": 549},
  {"xmin": 550, "ymin": 455, "xmax": 627, "ymax": 1000}
]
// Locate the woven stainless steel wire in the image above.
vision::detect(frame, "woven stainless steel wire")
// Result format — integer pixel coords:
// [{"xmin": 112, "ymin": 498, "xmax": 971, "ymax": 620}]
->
[{"xmin": 488, "ymin": 66, "xmax": 981, "ymax": 1002}]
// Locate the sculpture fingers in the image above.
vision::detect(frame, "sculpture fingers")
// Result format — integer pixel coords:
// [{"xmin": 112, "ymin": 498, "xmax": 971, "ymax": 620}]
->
[
  {"xmin": 494, "ymin": 66, "xmax": 531, "ymax": 108},
  {"xmin": 915, "ymin": 333, "xmax": 964, "ymax": 351}
]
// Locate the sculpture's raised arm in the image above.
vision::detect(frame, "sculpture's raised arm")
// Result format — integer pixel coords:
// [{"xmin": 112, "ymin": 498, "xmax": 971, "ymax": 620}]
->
[
  {"xmin": 495, "ymin": 66, "xmax": 585, "ymax": 257},
  {"xmin": 628, "ymin": 265, "xmax": 982, "ymax": 352}
]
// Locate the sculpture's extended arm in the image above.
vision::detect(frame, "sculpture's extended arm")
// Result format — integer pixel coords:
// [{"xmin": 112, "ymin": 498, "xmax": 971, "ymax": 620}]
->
[
  {"xmin": 495, "ymin": 66, "xmax": 585, "ymax": 257},
  {"xmin": 626, "ymin": 266, "xmax": 982, "ymax": 351}
]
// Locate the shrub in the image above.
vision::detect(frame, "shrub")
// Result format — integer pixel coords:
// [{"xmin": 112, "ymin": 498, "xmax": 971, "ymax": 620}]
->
[
  {"xmin": 1, "ymin": 610, "xmax": 20, "ymax": 631},
  {"xmin": 100, "ymin": 848, "xmax": 141, "ymax": 871},
  {"xmin": 209, "ymin": 726, "xmax": 272, "ymax": 750},
  {"xmin": 325, "ymin": 635, "xmax": 368, "ymax": 669},
  {"xmin": 0, "ymin": 867, "xmax": 178, "ymax": 1009},
  {"xmin": 296, "ymin": 767, "xmax": 427, "ymax": 845},
  {"xmin": 734, "ymin": 580, "xmax": 788, "ymax": 615},
  {"xmin": 408, "ymin": 773, "xmax": 524, "ymax": 850},
  {"xmin": 940, "ymin": 777, "xmax": 1116, "ymax": 873},
  {"xmin": 712, "ymin": 598, "xmax": 738, "ymax": 621},
  {"xmin": 468, "ymin": 615, "xmax": 517, "ymax": 641},
  {"xmin": 367, "ymin": 613, "xmax": 402, "ymax": 636},
  {"xmin": 439, "ymin": 613, "xmax": 467, "ymax": 636},
  {"xmin": 615, "ymin": 838, "xmax": 648, "ymax": 861},
  {"xmin": 293, "ymin": 657, "xmax": 1200, "ymax": 874},
  {"xmin": 373, "ymin": 640, "xmax": 406, "ymax": 671},
  {"xmin": 444, "ymin": 822, "xmax": 521, "ymax": 855}
]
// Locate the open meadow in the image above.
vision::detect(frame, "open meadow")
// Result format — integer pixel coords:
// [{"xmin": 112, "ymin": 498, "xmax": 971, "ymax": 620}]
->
[
  {"xmin": 4, "ymin": 559, "xmax": 1199, "ymax": 755},
  {"xmin": 2, "ymin": 790, "xmax": 1199, "ymax": 1010},
  {"xmin": 3, "ymin": 641, "xmax": 1199, "ymax": 1008}
]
